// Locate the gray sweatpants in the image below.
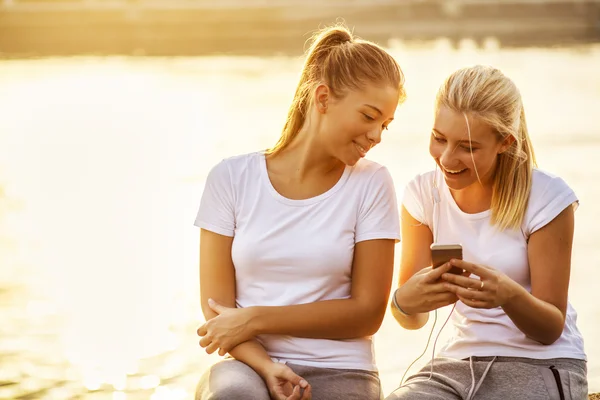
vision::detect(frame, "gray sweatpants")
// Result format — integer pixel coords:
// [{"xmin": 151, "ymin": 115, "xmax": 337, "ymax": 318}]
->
[
  {"xmin": 385, "ymin": 356, "xmax": 587, "ymax": 400},
  {"xmin": 196, "ymin": 359, "xmax": 382, "ymax": 400}
]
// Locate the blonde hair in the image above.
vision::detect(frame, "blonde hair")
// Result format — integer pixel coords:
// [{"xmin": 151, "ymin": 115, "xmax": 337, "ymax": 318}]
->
[
  {"xmin": 435, "ymin": 65, "xmax": 537, "ymax": 230},
  {"xmin": 267, "ymin": 25, "xmax": 405, "ymax": 156}
]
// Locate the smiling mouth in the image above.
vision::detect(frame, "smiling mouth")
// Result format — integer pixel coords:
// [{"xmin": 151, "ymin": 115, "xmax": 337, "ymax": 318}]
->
[
  {"xmin": 442, "ymin": 166, "xmax": 467, "ymax": 175},
  {"xmin": 354, "ymin": 142, "xmax": 369, "ymax": 156}
]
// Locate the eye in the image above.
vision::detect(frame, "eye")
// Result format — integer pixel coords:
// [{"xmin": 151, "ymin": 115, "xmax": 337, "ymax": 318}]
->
[
  {"xmin": 461, "ymin": 146, "xmax": 478, "ymax": 153},
  {"xmin": 432, "ymin": 134, "xmax": 446, "ymax": 143},
  {"xmin": 362, "ymin": 113, "xmax": 375, "ymax": 121}
]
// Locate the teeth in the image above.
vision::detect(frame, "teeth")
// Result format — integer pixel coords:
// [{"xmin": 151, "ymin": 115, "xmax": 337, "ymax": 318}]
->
[
  {"xmin": 355, "ymin": 143, "xmax": 367, "ymax": 153},
  {"xmin": 445, "ymin": 168, "xmax": 466, "ymax": 174}
]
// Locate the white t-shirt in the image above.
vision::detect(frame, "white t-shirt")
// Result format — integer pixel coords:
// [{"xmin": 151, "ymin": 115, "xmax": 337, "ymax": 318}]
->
[
  {"xmin": 194, "ymin": 151, "xmax": 401, "ymax": 370},
  {"xmin": 403, "ymin": 168, "xmax": 586, "ymax": 361}
]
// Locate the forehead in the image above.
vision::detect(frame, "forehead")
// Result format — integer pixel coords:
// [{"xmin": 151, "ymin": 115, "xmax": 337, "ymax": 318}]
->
[
  {"xmin": 343, "ymin": 84, "xmax": 399, "ymax": 114},
  {"xmin": 434, "ymin": 106, "xmax": 495, "ymax": 142}
]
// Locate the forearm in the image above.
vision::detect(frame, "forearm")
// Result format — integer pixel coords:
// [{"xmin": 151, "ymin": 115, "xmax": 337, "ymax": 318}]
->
[
  {"xmin": 503, "ymin": 286, "xmax": 565, "ymax": 345},
  {"xmin": 228, "ymin": 340, "xmax": 274, "ymax": 378},
  {"xmin": 251, "ymin": 298, "xmax": 386, "ymax": 339},
  {"xmin": 390, "ymin": 289, "xmax": 429, "ymax": 330}
]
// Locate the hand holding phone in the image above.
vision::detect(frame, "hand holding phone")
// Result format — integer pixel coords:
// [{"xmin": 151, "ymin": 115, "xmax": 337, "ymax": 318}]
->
[{"xmin": 430, "ymin": 244, "xmax": 463, "ymax": 275}]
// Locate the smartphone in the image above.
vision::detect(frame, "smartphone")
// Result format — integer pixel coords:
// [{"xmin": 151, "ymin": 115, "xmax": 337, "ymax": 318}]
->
[{"xmin": 430, "ymin": 243, "xmax": 463, "ymax": 274}]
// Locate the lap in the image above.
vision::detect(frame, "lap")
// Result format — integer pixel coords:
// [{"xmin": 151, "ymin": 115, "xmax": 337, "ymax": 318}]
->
[
  {"xmin": 195, "ymin": 359, "xmax": 270, "ymax": 400},
  {"xmin": 196, "ymin": 359, "xmax": 382, "ymax": 400},
  {"xmin": 385, "ymin": 357, "xmax": 587, "ymax": 400},
  {"xmin": 287, "ymin": 363, "xmax": 382, "ymax": 400}
]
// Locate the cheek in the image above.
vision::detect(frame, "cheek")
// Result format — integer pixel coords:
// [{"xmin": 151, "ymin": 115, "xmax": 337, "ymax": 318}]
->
[
  {"xmin": 471, "ymin": 152, "xmax": 496, "ymax": 171},
  {"xmin": 429, "ymin": 140, "xmax": 442, "ymax": 159}
]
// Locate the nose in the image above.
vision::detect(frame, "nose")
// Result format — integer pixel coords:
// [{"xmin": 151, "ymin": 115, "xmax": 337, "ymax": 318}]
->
[
  {"xmin": 366, "ymin": 127, "xmax": 382, "ymax": 146},
  {"xmin": 439, "ymin": 144, "xmax": 456, "ymax": 168}
]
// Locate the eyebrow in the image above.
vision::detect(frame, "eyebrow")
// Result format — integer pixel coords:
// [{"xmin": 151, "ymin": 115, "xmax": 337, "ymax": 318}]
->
[
  {"xmin": 432, "ymin": 128, "xmax": 482, "ymax": 146},
  {"xmin": 364, "ymin": 104, "xmax": 394, "ymax": 120}
]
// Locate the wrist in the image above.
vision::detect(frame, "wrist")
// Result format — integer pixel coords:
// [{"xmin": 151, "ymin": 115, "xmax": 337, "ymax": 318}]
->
[
  {"xmin": 246, "ymin": 306, "xmax": 265, "ymax": 336},
  {"xmin": 254, "ymin": 358, "xmax": 276, "ymax": 378},
  {"xmin": 503, "ymin": 283, "xmax": 528, "ymax": 309},
  {"xmin": 392, "ymin": 287, "xmax": 412, "ymax": 316}
]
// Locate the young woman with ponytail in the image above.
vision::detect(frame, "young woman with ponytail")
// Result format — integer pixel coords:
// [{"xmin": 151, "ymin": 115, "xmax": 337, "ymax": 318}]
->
[
  {"xmin": 387, "ymin": 66, "xmax": 588, "ymax": 400},
  {"xmin": 193, "ymin": 25, "xmax": 406, "ymax": 400}
]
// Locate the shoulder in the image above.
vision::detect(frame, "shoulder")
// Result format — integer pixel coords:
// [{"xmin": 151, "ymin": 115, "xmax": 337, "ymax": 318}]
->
[
  {"xmin": 403, "ymin": 170, "xmax": 437, "ymax": 200},
  {"xmin": 530, "ymin": 168, "xmax": 573, "ymax": 196},
  {"xmin": 347, "ymin": 158, "xmax": 396, "ymax": 189},
  {"xmin": 214, "ymin": 151, "xmax": 261, "ymax": 172},
  {"xmin": 208, "ymin": 151, "xmax": 262, "ymax": 182},
  {"xmin": 524, "ymin": 168, "xmax": 578, "ymax": 235}
]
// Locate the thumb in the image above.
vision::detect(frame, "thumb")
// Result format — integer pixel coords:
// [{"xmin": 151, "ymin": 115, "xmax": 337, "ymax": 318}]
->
[
  {"xmin": 208, "ymin": 298, "xmax": 227, "ymax": 314},
  {"xmin": 425, "ymin": 263, "xmax": 453, "ymax": 282},
  {"xmin": 278, "ymin": 366, "xmax": 308, "ymax": 389}
]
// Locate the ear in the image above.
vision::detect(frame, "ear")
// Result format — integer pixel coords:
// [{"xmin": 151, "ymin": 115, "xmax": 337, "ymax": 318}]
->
[
  {"xmin": 498, "ymin": 135, "xmax": 515, "ymax": 154},
  {"xmin": 314, "ymin": 84, "xmax": 330, "ymax": 114}
]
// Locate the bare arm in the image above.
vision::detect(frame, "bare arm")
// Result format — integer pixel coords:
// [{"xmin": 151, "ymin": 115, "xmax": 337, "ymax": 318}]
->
[
  {"xmin": 390, "ymin": 206, "xmax": 461, "ymax": 330},
  {"xmin": 248, "ymin": 238, "xmax": 395, "ymax": 338},
  {"xmin": 502, "ymin": 206, "xmax": 574, "ymax": 344},
  {"xmin": 391, "ymin": 206, "xmax": 433, "ymax": 329},
  {"xmin": 199, "ymin": 229, "xmax": 273, "ymax": 374}
]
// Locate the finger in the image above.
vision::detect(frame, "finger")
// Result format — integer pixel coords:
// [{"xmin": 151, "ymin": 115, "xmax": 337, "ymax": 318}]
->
[
  {"xmin": 428, "ymin": 281, "xmax": 457, "ymax": 294},
  {"xmin": 441, "ymin": 273, "xmax": 483, "ymax": 290},
  {"xmin": 204, "ymin": 342, "xmax": 220, "ymax": 355},
  {"xmin": 208, "ymin": 298, "xmax": 228, "ymax": 314},
  {"xmin": 271, "ymin": 386, "xmax": 287, "ymax": 400},
  {"xmin": 286, "ymin": 385, "xmax": 301, "ymax": 400},
  {"xmin": 428, "ymin": 293, "xmax": 459, "ymax": 309},
  {"xmin": 218, "ymin": 347, "xmax": 227, "ymax": 357},
  {"xmin": 417, "ymin": 266, "xmax": 434, "ymax": 275},
  {"xmin": 444, "ymin": 284, "xmax": 489, "ymax": 301},
  {"xmin": 425, "ymin": 262, "xmax": 454, "ymax": 282},
  {"xmin": 278, "ymin": 367, "xmax": 308, "ymax": 388},
  {"xmin": 301, "ymin": 383, "xmax": 312, "ymax": 400},
  {"xmin": 449, "ymin": 259, "xmax": 488, "ymax": 278},
  {"xmin": 199, "ymin": 335, "xmax": 212, "ymax": 348},
  {"xmin": 432, "ymin": 292, "xmax": 459, "ymax": 303},
  {"xmin": 458, "ymin": 294, "xmax": 489, "ymax": 309},
  {"xmin": 197, "ymin": 324, "xmax": 207, "ymax": 336}
]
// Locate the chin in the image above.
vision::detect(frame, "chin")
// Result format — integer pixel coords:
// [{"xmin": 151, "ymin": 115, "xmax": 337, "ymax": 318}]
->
[
  {"xmin": 338, "ymin": 152, "xmax": 361, "ymax": 167},
  {"xmin": 443, "ymin": 176, "xmax": 478, "ymax": 191}
]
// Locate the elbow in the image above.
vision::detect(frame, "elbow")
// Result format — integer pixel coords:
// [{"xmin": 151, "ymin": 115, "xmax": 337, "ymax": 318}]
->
[
  {"xmin": 535, "ymin": 328, "xmax": 564, "ymax": 346},
  {"xmin": 529, "ymin": 318, "xmax": 565, "ymax": 346},
  {"xmin": 534, "ymin": 333, "xmax": 561, "ymax": 346},
  {"xmin": 357, "ymin": 301, "xmax": 388, "ymax": 336}
]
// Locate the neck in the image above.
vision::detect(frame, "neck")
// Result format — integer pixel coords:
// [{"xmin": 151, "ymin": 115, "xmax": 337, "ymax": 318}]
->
[
  {"xmin": 269, "ymin": 125, "xmax": 344, "ymax": 181},
  {"xmin": 451, "ymin": 183, "xmax": 494, "ymax": 214},
  {"xmin": 450, "ymin": 168, "xmax": 496, "ymax": 214}
]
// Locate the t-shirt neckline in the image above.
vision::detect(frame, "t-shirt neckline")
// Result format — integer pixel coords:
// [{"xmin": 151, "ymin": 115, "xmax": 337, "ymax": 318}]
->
[{"xmin": 259, "ymin": 152, "xmax": 351, "ymax": 206}]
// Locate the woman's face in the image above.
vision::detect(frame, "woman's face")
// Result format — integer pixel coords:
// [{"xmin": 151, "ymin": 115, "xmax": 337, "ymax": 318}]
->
[
  {"xmin": 318, "ymin": 83, "xmax": 399, "ymax": 166},
  {"xmin": 430, "ymin": 106, "xmax": 512, "ymax": 191}
]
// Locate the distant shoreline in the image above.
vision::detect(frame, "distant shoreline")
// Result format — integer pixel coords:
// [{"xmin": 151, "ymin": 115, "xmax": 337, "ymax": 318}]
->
[{"xmin": 1, "ymin": 0, "xmax": 599, "ymax": 57}]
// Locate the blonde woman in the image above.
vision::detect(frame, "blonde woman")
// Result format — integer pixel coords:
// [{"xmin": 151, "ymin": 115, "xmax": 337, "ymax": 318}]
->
[
  {"xmin": 387, "ymin": 66, "xmax": 587, "ymax": 400},
  {"xmin": 194, "ymin": 26, "xmax": 406, "ymax": 400}
]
